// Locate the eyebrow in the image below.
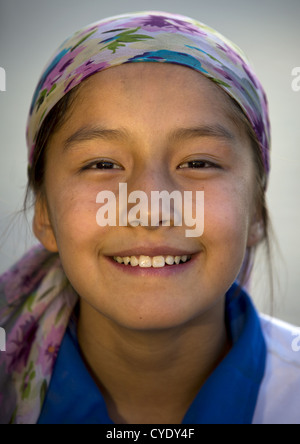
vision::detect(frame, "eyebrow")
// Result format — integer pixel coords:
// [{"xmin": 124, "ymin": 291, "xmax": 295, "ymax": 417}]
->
[
  {"xmin": 63, "ymin": 127, "xmax": 129, "ymax": 151},
  {"xmin": 63, "ymin": 123, "xmax": 235, "ymax": 151},
  {"xmin": 169, "ymin": 124, "xmax": 235, "ymax": 143}
]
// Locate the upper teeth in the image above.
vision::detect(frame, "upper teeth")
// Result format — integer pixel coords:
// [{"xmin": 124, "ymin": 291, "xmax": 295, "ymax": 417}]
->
[{"xmin": 113, "ymin": 255, "xmax": 191, "ymax": 268}]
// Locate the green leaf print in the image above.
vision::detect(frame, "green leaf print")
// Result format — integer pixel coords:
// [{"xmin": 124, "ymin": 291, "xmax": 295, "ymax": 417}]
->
[
  {"xmin": 21, "ymin": 361, "xmax": 36, "ymax": 400},
  {"xmin": 47, "ymin": 83, "xmax": 57, "ymax": 96},
  {"xmin": 37, "ymin": 286, "xmax": 56, "ymax": 301},
  {"xmin": 55, "ymin": 303, "xmax": 66, "ymax": 325},
  {"xmin": 9, "ymin": 407, "xmax": 18, "ymax": 424},
  {"xmin": 102, "ymin": 28, "xmax": 154, "ymax": 54},
  {"xmin": 36, "ymin": 89, "xmax": 47, "ymax": 112},
  {"xmin": 36, "ymin": 84, "xmax": 56, "ymax": 113},
  {"xmin": 211, "ymin": 78, "xmax": 231, "ymax": 88},
  {"xmin": 25, "ymin": 291, "xmax": 37, "ymax": 312},
  {"xmin": 71, "ymin": 29, "xmax": 98, "ymax": 52},
  {"xmin": 40, "ymin": 379, "xmax": 48, "ymax": 408}
]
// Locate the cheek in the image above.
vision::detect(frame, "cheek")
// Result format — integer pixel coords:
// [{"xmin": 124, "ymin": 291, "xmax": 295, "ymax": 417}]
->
[
  {"xmin": 202, "ymin": 179, "xmax": 253, "ymax": 264},
  {"xmin": 47, "ymin": 180, "xmax": 108, "ymax": 251}
]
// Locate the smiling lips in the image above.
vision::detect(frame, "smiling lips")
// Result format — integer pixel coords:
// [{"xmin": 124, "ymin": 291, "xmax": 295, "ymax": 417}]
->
[{"xmin": 113, "ymin": 255, "xmax": 192, "ymax": 268}]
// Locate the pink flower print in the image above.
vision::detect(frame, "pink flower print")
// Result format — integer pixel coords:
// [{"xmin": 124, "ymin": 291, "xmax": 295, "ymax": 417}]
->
[
  {"xmin": 121, "ymin": 15, "xmax": 207, "ymax": 36},
  {"xmin": 63, "ymin": 59, "xmax": 110, "ymax": 93},
  {"xmin": 41, "ymin": 46, "xmax": 86, "ymax": 94},
  {"xmin": 37, "ymin": 325, "xmax": 64, "ymax": 376},
  {"xmin": 4, "ymin": 315, "xmax": 39, "ymax": 374}
]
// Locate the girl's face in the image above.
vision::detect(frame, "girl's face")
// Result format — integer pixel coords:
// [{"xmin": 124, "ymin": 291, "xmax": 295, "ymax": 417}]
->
[{"xmin": 34, "ymin": 63, "xmax": 262, "ymax": 331}]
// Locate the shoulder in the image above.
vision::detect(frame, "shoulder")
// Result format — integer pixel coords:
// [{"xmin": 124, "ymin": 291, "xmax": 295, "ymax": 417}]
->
[{"xmin": 252, "ymin": 314, "xmax": 300, "ymax": 424}]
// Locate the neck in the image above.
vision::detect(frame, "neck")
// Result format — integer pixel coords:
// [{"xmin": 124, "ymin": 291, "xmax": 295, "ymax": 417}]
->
[{"xmin": 77, "ymin": 297, "xmax": 230, "ymax": 424}]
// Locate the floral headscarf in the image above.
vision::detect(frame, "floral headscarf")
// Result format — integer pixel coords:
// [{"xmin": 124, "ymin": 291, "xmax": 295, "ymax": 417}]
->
[{"xmin": 0, "ymin": 246, "xmax": 78, "ymax": 423}]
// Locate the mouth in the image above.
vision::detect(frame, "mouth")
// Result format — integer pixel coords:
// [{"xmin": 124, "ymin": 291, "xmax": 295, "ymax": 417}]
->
[{"xmin": 112, "ymin": 254, "xmax": 192, "ymax": 268}]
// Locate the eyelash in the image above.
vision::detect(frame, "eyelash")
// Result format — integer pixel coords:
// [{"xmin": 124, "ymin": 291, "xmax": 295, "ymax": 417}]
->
[
  {"xmin": 177, "ymin": 160, "xmax": 219, "ymax": 169},
  {"xmin": 81, "ymin": 159, "xmax": 220, "ymax": 171},
  {"xmin": 82, "ymin": 160, "xmax": 123, "ymax": 171}
]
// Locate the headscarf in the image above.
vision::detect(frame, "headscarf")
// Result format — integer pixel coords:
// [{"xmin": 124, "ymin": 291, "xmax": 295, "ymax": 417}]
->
[
  {"xmin": 26, "ymin": 10, "xmax": 270, "ymax": 174},
  {"xmin": 0, "ymin": 246, "xmax": 78, "ymax": 424}
]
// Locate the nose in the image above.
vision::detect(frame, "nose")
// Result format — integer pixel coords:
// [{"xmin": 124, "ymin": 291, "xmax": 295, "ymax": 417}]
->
[{"xmin": 119, "ymin": 166, "xmax": 181, "ymax": 229}]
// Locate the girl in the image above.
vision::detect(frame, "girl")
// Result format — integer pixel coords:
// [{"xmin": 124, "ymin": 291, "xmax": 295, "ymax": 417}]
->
[{"xmin": 0, "ymin": 11, "xmax": 299, "ymax": 424}]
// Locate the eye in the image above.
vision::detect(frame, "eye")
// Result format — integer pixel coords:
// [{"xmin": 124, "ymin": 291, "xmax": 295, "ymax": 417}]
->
[
  {"xmin": 82, "ymin": 160, "xmax": 123, "ymax": 170},
  {"xmin": 178, "ymin": 160, "xmax": 219, "ymax": 169}
]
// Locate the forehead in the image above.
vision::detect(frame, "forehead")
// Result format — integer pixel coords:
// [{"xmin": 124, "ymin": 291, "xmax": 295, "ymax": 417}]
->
[{"xmin": 71, "ymin": 62, "xmax": 237, "ymax": 125}]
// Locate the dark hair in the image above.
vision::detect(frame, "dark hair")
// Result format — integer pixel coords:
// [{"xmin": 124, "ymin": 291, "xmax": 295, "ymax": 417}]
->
[
  {"xmin": 225, "ymin": 96, "xmax": 272, "ymax": 289},
  {"xmin": 24, "ymin": 80, "xmax": 273, "ymax": 293},
  {"xmin": 24, "ymin": 85, "xmax": 81, "ymax": 207}
]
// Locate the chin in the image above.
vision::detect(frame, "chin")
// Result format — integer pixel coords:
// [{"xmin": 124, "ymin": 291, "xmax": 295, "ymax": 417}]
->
[{"xmin": 104, "ymin": 304, "xmax": 202, "ymax": 332}]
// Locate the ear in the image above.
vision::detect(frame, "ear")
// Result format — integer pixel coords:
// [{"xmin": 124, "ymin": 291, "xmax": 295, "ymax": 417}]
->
[
  {"xmin": 33, "ymin": 196, "xmax": 58, "ymax": 252},
  {"xmin": 247, "ymin": 211, "xmax": 264, "ymax": 248}
]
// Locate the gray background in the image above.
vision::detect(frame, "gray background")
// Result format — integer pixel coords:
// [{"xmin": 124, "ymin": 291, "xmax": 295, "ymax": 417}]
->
[{"xmin": 0, "ymin": 0, "xmax": 299, "ymax": 324}]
